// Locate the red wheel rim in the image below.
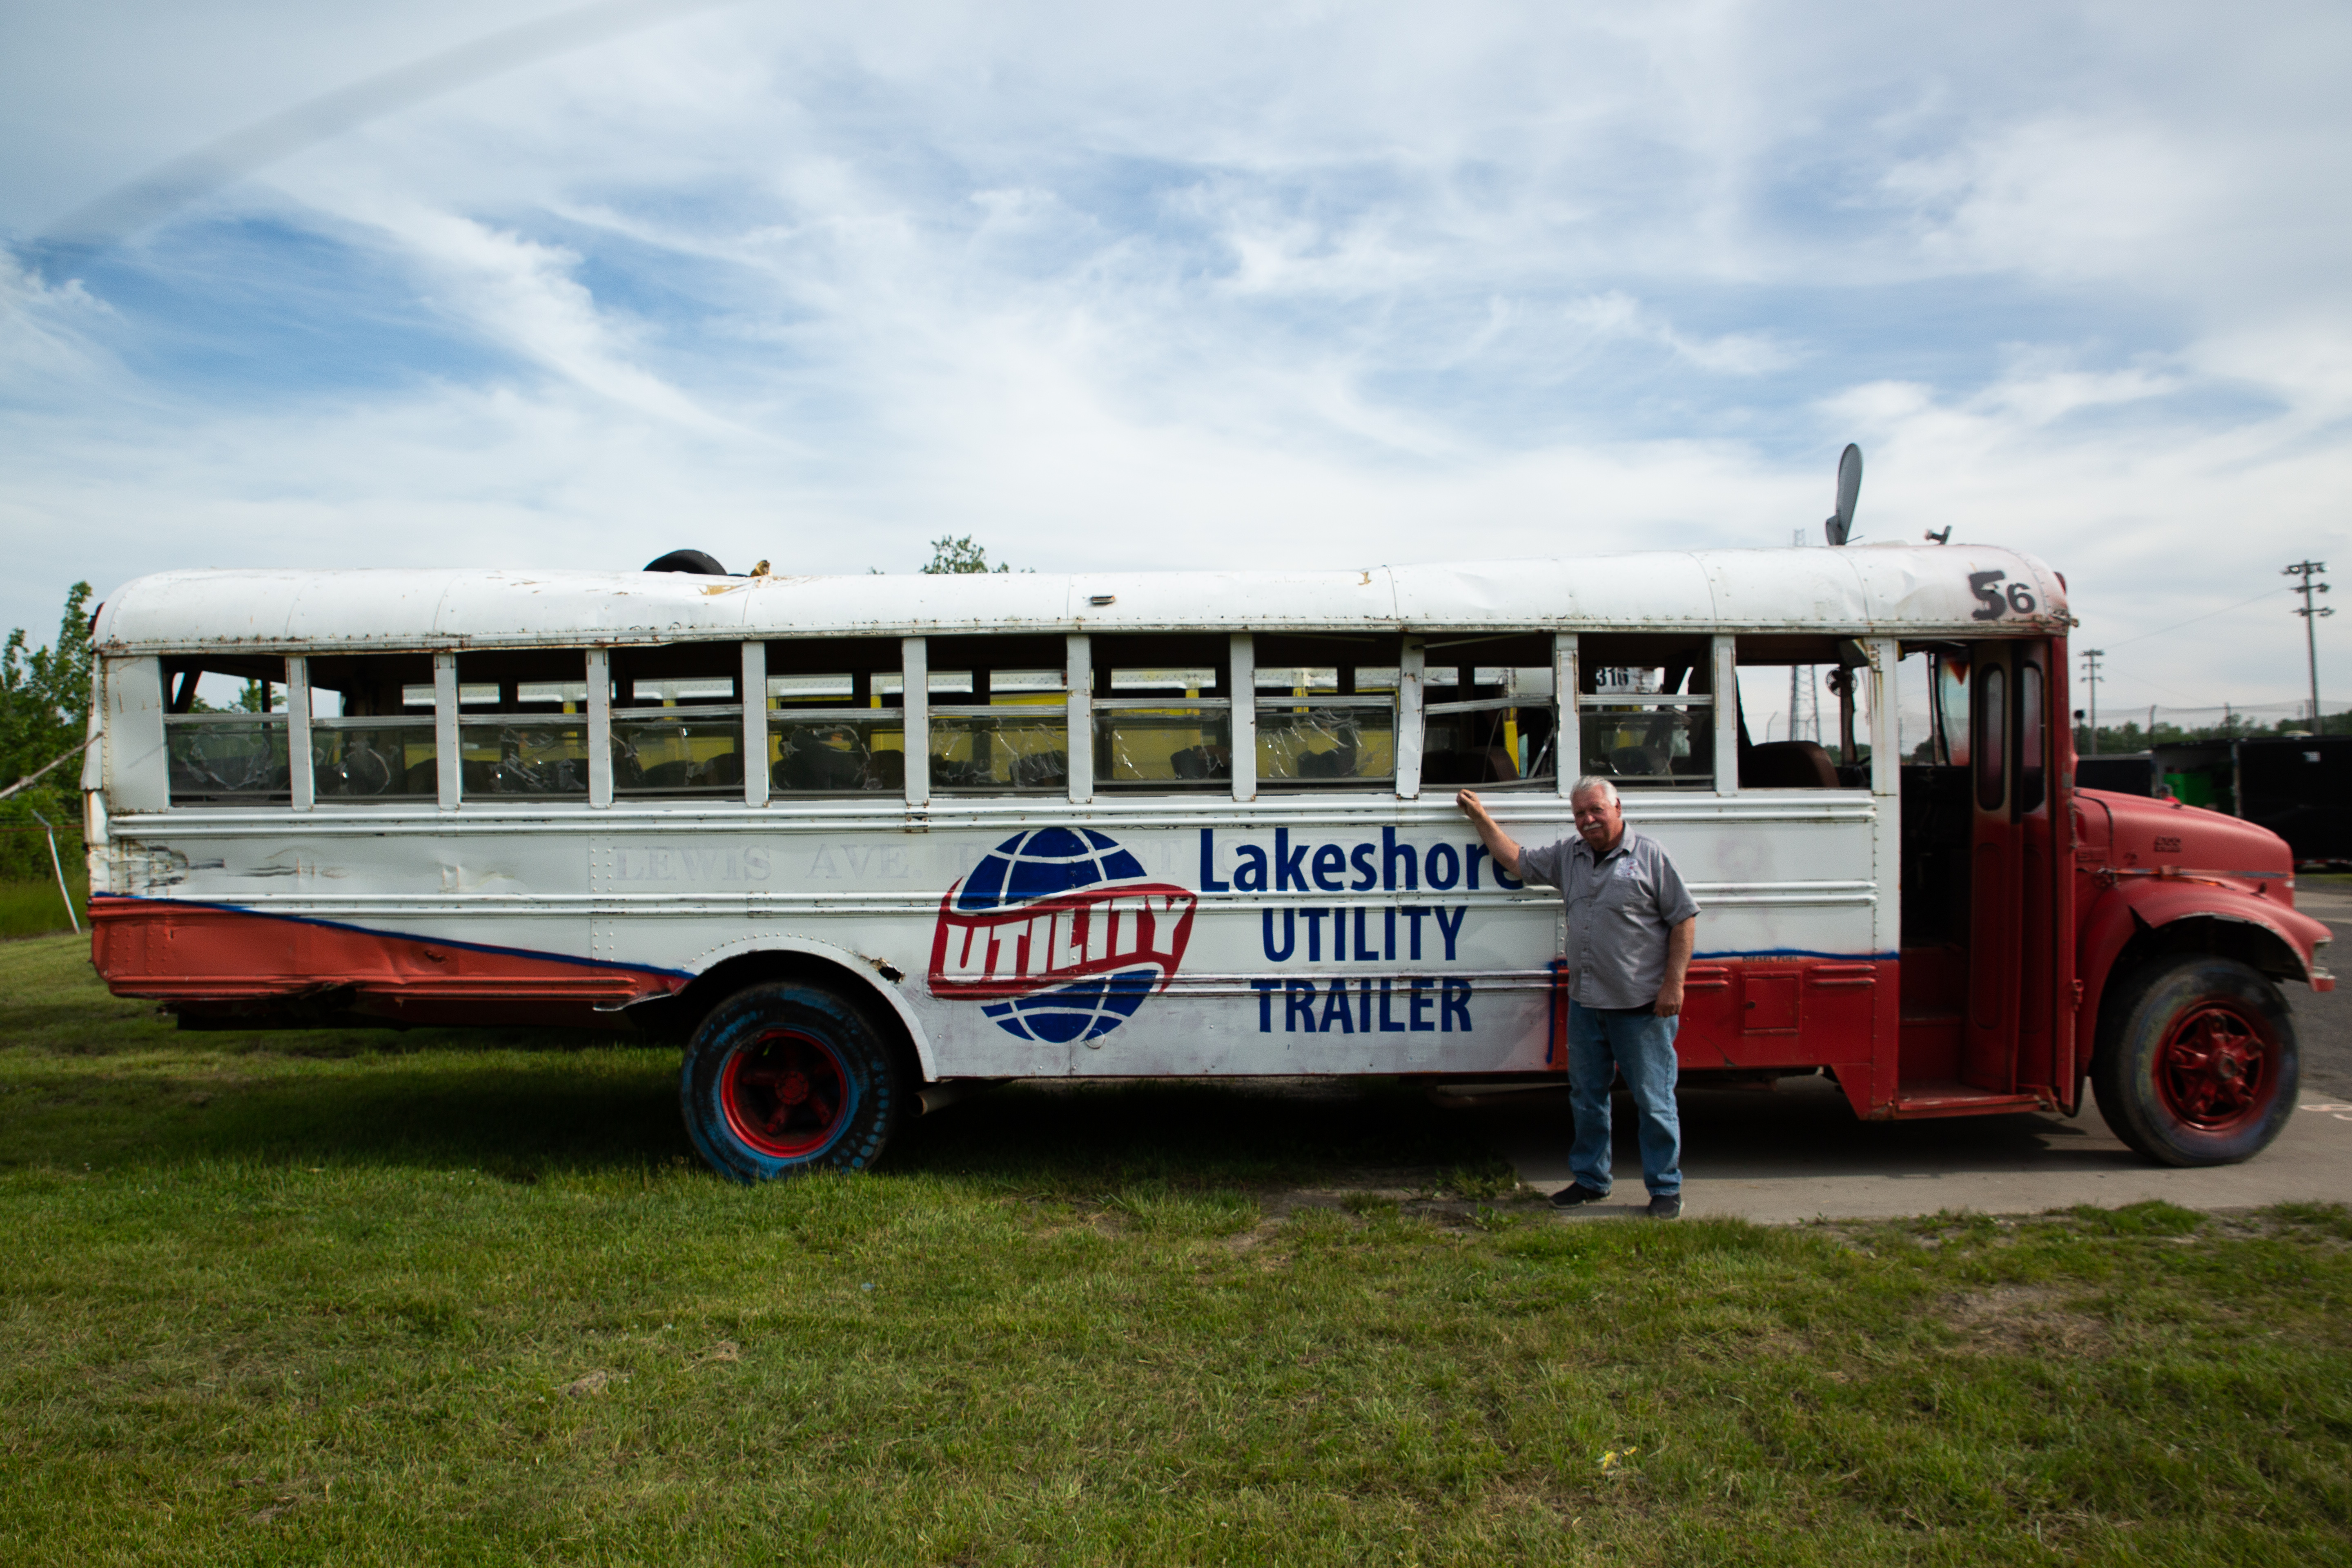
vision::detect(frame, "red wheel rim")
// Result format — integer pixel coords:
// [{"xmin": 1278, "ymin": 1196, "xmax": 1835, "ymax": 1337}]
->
[
  {"xmin": 2154, "ymin": 1000, "xmax": 2278, "ymax": 1135},
  {"xmin": 720, "ymin": 1029, "xmax": 850, "ymax": 1158}
]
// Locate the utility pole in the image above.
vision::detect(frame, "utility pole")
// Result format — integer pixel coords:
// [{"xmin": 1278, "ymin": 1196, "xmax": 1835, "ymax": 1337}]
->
[
  {"xmin": 2080, "ymin": 648, "xmax": 2104, "ymax": 754},
  {"xmin": 2285, "ymin": 561, "xmax": 2331, "ymax": 734}
]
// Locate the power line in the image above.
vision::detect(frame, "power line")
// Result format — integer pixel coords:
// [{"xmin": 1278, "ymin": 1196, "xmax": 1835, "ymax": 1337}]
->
[{"xmin": 2103, "ymin": 585, "xmax": 2287, "ymax": 648}]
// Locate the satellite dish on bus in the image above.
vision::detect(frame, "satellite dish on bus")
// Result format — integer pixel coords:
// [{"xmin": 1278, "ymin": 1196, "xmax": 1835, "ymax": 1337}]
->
[{"xmin": 1824, "ymin": 444, "xmax": 1862, "ymax": 546}]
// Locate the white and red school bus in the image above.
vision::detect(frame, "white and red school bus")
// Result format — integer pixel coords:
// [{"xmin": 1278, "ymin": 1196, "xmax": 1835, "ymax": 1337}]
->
[{"xmin": 82, "ymin": 546, "xmax": 2332, "ymax": 1178}]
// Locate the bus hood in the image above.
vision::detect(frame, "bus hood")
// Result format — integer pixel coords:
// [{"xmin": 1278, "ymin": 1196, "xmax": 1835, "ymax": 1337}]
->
[{"xmin": 2082, "ymin": 788, "xmax": 2296, "ymax": 890}]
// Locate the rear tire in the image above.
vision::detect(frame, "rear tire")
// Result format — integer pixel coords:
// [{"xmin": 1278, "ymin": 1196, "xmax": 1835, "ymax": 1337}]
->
[
  {"xmin": 2091, "ymin": 956, "xmax": 2298, "ymax": 1167},
  {"xmin": 680, "ymin": 982, "xmax": 905, "ymax": 1182}
]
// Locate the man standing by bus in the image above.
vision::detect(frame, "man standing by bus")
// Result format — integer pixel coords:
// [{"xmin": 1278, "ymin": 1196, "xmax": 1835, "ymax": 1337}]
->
[{"xmin": 1457, "ymin": 778, "xmax": 1699, "ymax": 1219}]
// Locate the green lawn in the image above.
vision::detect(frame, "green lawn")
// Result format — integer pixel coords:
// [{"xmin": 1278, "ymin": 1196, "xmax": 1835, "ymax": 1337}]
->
[
  {"xmin": 0, "ymin": 873, "xmax": 84, "ymax": 939},
  {"xmin": 2, "ymin": 931, "xmax": 2349, "ymax": 1566}
]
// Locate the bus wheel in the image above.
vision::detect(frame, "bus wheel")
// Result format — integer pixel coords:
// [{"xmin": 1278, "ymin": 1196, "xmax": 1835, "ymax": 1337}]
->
[
  {"xmin": 2091, "ymin": 956, "xmax": 2299, "ymax": 1167},
  {"xmin": 680, "ymin": 982, "xmax": 904, "ymax": 1181}
]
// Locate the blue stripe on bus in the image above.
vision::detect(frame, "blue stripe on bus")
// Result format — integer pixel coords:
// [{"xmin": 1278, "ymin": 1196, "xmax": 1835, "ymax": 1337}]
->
[
  {"xmin": 90, "ymin": 892, "xmax": 1896, "ymax": 978},
  {"xmin": 1693, "ymin": 948, "xmax": 1899, "ymax": 962}
]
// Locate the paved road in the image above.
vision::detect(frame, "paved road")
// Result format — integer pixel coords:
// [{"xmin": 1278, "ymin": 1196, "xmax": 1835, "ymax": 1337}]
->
[
  {"xmin": 1480, "ymin": 892, "xmax": 2352, "ymax": 1221},
  {"xmin": 1483, "ymin": 1079, "xmax": 2352, "ymax": 1222},
  {"xmin": 2290, "ymin": 886, "xmax": 2352, "ymax": 1099}
]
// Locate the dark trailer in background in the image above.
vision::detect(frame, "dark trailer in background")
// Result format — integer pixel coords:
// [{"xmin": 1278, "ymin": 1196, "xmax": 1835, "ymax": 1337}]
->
[
  {"xmin": 2076, "ymin": 753, "xmax": 2157, "ymax": 796},
  {"xmin": 2147, "ymin": 735, "xmax": 2352, "ymax": 866}
]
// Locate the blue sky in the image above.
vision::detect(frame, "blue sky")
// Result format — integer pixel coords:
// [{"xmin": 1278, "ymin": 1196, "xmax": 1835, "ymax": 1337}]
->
[{"xmin": 2, "ymin": 0, "xmax": 2348, "ymax": 719}]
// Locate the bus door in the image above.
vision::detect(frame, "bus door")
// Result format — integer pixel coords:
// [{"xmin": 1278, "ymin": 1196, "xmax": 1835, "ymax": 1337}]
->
[{"xmin": 1961, "ymin": 638, "xmax": 2073, "ymax": 1102}]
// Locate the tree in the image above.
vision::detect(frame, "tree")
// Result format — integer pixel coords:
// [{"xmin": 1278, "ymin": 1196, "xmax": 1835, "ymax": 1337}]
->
[
  {"xmin": 921, "ymin": 535, "xmax": 1013, "ymax": 575},
  {"xmin": 0, "ymin": 583, "xmax": 94, "ymax": 788},
  {"xmin": 0, "ymin": 582, "xmax": 94, "ymax": 880}
]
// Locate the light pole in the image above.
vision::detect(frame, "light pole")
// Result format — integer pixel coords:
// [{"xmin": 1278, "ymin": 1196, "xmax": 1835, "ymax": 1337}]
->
[
  {"xmin": 2285, "ymin": 561, "xmax": 2332, "ymax": 734},
  {"xmin": 2080, "ymin": 648, "xmax": 2104, "ymax": 754}
]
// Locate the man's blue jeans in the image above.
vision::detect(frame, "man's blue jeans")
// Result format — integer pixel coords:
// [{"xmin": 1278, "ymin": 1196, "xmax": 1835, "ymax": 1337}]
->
[{"xmin": 1565, "ymin": 1000, "xmax": 1682, "ymax": 1198}]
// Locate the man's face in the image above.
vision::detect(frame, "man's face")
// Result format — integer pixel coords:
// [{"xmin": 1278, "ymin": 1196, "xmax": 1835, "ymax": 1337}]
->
[{"xmin": 1570, "ymin": 788, "xmax": 1623, "ymax": 852}]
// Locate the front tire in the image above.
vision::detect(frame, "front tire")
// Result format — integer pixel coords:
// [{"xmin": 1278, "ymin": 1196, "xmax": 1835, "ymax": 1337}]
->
[
  {"xmin": 681, "ymin": 982, "xmax": 905, "ymax": 1182},
  {"xmin": 2091, "ymin": 956, "xmax": 2299, "ymax": 1167}
]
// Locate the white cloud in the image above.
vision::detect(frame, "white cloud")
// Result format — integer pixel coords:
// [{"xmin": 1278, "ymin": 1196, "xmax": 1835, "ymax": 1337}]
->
[
  {"xmin": 354, "ymin": 202, "xmax": 733, "ymax": 430},
  {"xmin": 1884, "ymin": 117, "xmax": 2227, "ymax": 287},
  {"xmin": 1559, "ymin": 292, "xmax": 1795, "ymax": 376},
  {"xmin": 1, "ymin": 0, "xmax": 2348, "ymax": 715},
  {"xmin": 0, "ymin": 249, "xmax": 122, "ymax": 398}
]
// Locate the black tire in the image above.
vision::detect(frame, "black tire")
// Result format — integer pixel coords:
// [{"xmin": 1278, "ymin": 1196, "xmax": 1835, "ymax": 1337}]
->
[
  {"xmin": 2091, "ymin": 955, "xmax": 2299, "ymax": 1167},
  {"xmin": 643, "ymin": 548, "xmax": 729, "ymax": 575},
  {"xmin": 680, "ymin": 982, "xmax": 905, "ymax": 1182}
]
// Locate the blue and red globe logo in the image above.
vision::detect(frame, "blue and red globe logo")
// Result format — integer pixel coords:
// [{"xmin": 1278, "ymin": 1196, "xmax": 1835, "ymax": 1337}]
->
[{"xmin": 929, "ymin": 828, "xmax": 1197, "ymax": 1044}]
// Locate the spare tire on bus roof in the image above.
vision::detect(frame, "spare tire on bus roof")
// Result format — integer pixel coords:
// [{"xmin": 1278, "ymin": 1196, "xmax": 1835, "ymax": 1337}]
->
[{"xmin": 643, "ymin": 549, "xmax": 728, "ymax": 575}]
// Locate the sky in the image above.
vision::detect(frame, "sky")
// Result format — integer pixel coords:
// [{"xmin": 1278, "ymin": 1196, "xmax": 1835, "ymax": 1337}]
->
[{"xmin": 2, "ymin": 0, "xmax": 2348, "ymax": 722}]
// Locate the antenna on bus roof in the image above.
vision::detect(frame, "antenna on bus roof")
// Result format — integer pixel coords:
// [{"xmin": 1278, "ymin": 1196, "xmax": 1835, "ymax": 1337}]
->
[{"xmin": 1824, "ymin": 444, "xmax": 1862, "ymax": 547}]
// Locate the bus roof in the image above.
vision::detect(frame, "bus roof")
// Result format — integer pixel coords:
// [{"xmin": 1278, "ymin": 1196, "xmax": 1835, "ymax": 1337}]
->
[{"xmin": 92, "ymin": 544, "xmax": 2069, "ymax": 654}]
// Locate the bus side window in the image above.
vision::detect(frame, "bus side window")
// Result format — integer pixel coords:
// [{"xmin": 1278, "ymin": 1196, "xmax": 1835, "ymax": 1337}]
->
[
  {"xmin": 765, "ymin": 637, "xmax": 906, "ymax": 794},
  {"xmin": 2016, "ymin": 658, "xmax": 2045, "ymax": 815},
  {"xmin": 1253, "ymin": 633, "xmax": 1403, "ymax": 790},
  {"xmin": 459, "ymin": 649, "xmax": 595, "ymax": 800},
  {"xmin": 1093, "ymin": 634, "xmax": 1231, "ymax": 791},
  {"xmin": 1729, "ymin": 635, "xmax": 1873, "ymax": 789},
  {"xmin": 927, "ymin": 634, "xmax": 1069, "ymax": 794},
  {"xmin": 1934, "ymin": 650, "xmax": 1971, "ymax": 768},
  {"xmin": 1974, "ymin": 664, "xmax": 2007, "ymax": 812},
  {"xmin": 1421, "ymin": 633, "xmax": 1557, "ymax": 789},
  {"xmin": 305, "ymin": 652, "xmax": 438, "ymax": 801},
  {"xmin": 1574, "ymin": 635, "xmax": 1714, "ymax": 789},
  {"xmin": 160, "ymin": 656, "xmax": 292, "ymax": 806}
]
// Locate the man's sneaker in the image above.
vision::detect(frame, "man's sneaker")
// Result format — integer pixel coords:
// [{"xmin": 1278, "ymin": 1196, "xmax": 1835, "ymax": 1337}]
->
[
  {"xmin": 1548, "ymin": 1183, "xmax": 1608, "ymax": 1209},
  {"xmin": 1647, "ymin": 1193, "xmax": 1684, "ymax": 1220}
]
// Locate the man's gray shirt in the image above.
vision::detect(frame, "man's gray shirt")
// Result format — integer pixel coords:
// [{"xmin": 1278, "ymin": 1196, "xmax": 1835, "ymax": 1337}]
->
[{"xmin": 1519, "ymin": 826, "xmax": 1701, "ymax": 1010}]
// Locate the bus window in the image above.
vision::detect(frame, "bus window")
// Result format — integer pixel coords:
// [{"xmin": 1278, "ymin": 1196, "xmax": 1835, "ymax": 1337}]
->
[
  {"xmin": 604, "ymin": 644, "xmax": 743, "ymax": 799},
  {"xmin": 2016, "ymin": 658, "xmax": 2045, "ymax": 815},
  {"xmin": 1974, "ymin": 663, "xmax": 2007, "ymax": 811},
  {"xmin": 1422, "ymin": 633, "xmax": 1557, "ymax": 788},
  {"xmin": 1254, "ymin": 633, "xmax": 1401, "ymax": 790},
  {"xmin": 765, "ymin": 637, "xmax": 905, "ymax": 793},
  {"xmin": 1895, "ymin": 644, "xmax": 1971, "ymax": 951},
  {"xmin": 1093, "ymin": 634, "xmax": 1230, "ymax": 791},
  {"xmin": 160, "ymin": 656, "xmax": 292, "ymax": 805},
  {"xmin": 1934, "ymin": 651, "xmax": 1970, "ymax": 768},
  {"xmin": 927, "ymin": 634, "xmax": 1069, "ymax": 793},
  {"xmin": 307, "ymin": 652, "xmax": 437, "ymax": 800},
  {"xmin": 1731, "ymin": 635, "xmax": 1872, "ymax": 788},
  {"xmin": 1579, "ymin": 635, "xmax": 1714, "ymax": 788},
  {"xmin": 1893, "ymin": 645, "xmax": 1937, "ymax": 764},
  {"xmin": 455, "ymin": 650, "xmax": 593, "ymax": 799}
]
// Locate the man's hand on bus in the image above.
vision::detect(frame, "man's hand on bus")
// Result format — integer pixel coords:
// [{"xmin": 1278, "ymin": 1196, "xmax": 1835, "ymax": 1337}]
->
[
  {"xmin": 1655, "ymin": 915, "xmax": 1698, "ymax": 1017},
  {"xmin": 1454, "ymin": 788, "xmax": 1524, "ymax": 879}
]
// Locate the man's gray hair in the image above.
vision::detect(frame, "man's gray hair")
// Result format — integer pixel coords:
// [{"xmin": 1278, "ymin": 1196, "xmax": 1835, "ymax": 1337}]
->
[{"xmin": 1569, "ymin": 775, "xmax": 1620, "ymax": 805}]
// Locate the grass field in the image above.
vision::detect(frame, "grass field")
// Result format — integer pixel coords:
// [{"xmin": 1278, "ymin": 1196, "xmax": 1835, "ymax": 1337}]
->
[
  {"xmin": 0, "ymin": 874, "xmax": 84, "ymax": 939},
  {"xmin": 3, "ymin": 931, "xmax": 2350, "ymax": 1566}
]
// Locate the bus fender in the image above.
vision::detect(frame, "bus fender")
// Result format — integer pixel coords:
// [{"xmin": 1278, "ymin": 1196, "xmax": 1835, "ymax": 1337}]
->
[
  {"xmin": 2078, "ymin": 880, "xmax": 2332, "ymax": 1053},
  {"xmin": 684, "ymin": 933, "xmax": 938, "ymax": 1082}
]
